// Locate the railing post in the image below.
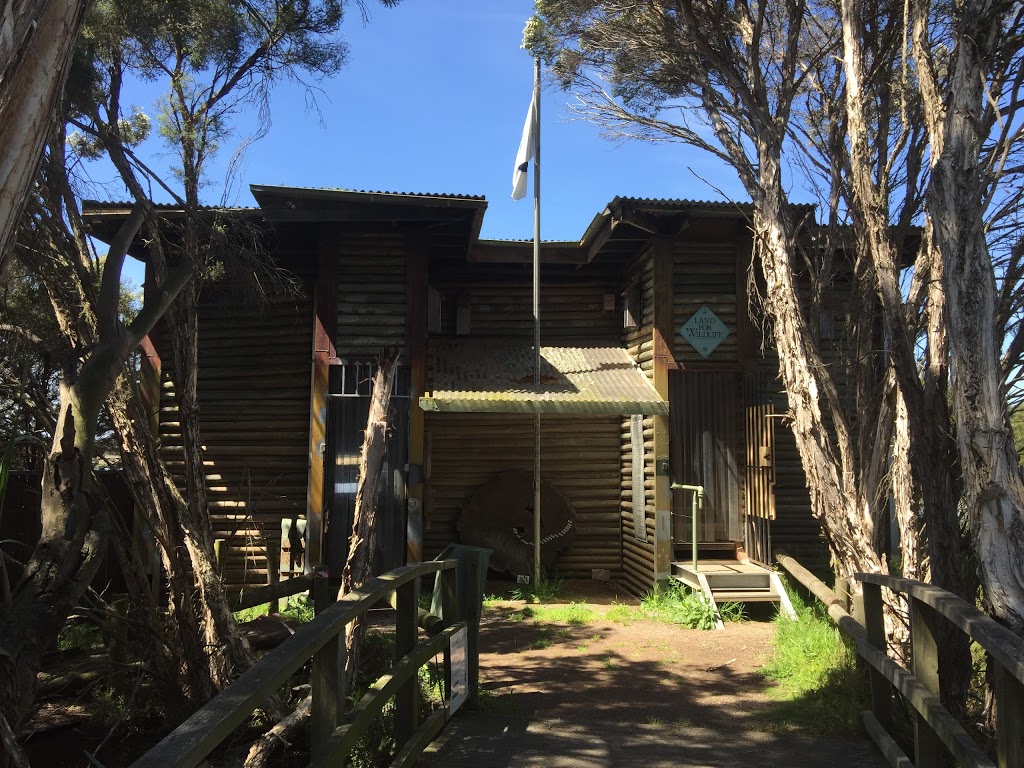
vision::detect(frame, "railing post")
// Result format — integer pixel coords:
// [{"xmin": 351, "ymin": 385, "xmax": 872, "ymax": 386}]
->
[
  {"xmin": 862, "ymin": 580, "xmax": 892, "ymax": 732},
  {"xmin": 267, "ymin": 541, "xmax": 280, "ymax": 615},
  {"xmin": 394, "ymin": 576, "xmax": 421, "ymax": 750},
  {"xmin": 910, "ymin": 596, "xmax": 943, "ymax": 767},
  {"xmin": 310, "ymin": 567, "xmax": 345, "ymax": 764},
  {"xmin": 463, "ymin": 550, "xmax": 483, "ymax": 710},
  {"xmin": 995, "ymin": 661, "xmax": 1024, "ymax": 768},
  {"xmin": 440, "ymin": 561, "xmax": 460, "ymax": 628}
]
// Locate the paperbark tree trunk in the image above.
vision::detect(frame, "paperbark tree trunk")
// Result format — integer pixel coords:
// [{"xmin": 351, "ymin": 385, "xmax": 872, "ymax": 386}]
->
[
  {"xmin": 914, "ymin": 0, "xmax": 1024, "ymax": 636},
  {"xmin": 0, "ymin": 207, "xmax": 147, "ymax": 759},
  {"xmin": 0, "ymin": 0, "xmax": 89, "ymax": 267}
]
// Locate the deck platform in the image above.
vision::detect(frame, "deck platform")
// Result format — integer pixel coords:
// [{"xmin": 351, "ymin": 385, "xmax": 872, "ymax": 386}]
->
[{"xmin": 670, "ymin": 558, "xmax": 795, "ymax": 628}]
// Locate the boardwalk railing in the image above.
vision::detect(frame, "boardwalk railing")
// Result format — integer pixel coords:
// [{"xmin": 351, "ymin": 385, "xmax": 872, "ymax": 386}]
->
[
  {"xmin": 776, "ymin": 553, "xmax": 1024, "ymax": 768},
  {"xmin": 131, "ymin": 553, "xmax": 485, "ymax": 768}
]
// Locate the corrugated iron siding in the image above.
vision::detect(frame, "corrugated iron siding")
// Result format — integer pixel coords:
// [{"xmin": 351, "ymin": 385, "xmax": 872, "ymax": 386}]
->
[
  {"xmin": 673, "ymin": 241, "xmax": 739, "ymax": 365},
  {"xmin": 619, "ymin": 250, "xmax": 656, "ymax": 595},
  {"xmin": 423, "ymin": 414, "xmax": 621, "ymax": 577},
  {"xmin": 336, "ymin": 232, "xmax": 406, "ymax": 357},
  {"xmin": 159, "ymin": 293, "xmax": 313, "ymax": 591}
]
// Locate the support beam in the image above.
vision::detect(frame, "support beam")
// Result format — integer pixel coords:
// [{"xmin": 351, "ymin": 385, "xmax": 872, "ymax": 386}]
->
[
  {"xmin": 405, "ymin": 232, "xmax": 427, "ymax": 564},
  {"xmin": 304, "ymin": 227, "xmax": 338, "ymax": 573},
  {"xmin": 652, "ymin": 236, "xmax": 675, "ymax": 588}
]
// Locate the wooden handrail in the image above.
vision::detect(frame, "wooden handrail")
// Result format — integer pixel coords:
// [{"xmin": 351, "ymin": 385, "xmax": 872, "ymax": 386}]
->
[
  {"xmin": 776, "ymin": 553, "xmax": 1024, "ymax": 768},
  {"xmin": 229, "ymin": 572, "xmax": 315, "ymax": 612},
  {"xmin": 131, "ymin": 557, "xmax": 480, "ymax": 768}
]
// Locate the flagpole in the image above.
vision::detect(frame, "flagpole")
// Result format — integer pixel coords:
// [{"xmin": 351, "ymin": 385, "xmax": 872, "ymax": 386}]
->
[{"xmin": 532, "ymin": 56, "xmax": 542, "ymax": 589}]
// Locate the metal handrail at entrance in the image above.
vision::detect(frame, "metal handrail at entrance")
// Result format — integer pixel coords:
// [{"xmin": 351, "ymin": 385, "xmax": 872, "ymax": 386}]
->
[
  {"xmin": 670, "ymin": 483, "xmax": 704, "ymax": 570},
  {"xmin": 131, "ymin": 554, "xmax": 485, "ymax": 768},
  {"xmin": 776, "ymin": 552, "xmax": 1024, "ymax": 768}
]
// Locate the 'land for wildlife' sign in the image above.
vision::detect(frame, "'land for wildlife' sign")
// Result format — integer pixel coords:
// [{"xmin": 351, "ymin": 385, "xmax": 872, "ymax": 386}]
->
[{"xmin": 680, "ymin": 305, "xmax": 730, "ymax": 358}]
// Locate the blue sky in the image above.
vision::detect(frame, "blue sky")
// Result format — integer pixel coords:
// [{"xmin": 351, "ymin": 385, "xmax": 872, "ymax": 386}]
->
[{"xmin": 106, "ymin": 1, "xmax": 752, "ymax": 283}]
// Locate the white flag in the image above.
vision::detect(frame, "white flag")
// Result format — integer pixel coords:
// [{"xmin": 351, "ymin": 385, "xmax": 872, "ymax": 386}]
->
[{"xmin": 512, "ymin": 93, "xmax": 537, "ymax": 201}]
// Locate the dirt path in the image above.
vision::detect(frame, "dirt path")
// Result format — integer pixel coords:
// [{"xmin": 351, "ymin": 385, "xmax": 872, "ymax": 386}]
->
[{"xmin": 421, "ymin": 581, "xmax": 886, "ymax": 768}]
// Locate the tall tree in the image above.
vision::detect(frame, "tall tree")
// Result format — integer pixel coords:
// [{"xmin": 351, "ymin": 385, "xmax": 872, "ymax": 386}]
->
[
  {"xmin": 1, "ymin": 0, "xmax": 400, "ymax": 757},
  {"xmin": 0, "ymin": 0, "xmax": 91, "ymax": 270}
]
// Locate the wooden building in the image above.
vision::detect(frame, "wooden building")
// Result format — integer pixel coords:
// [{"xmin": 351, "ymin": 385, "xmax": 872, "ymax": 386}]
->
[{"xmin": 86, "ymin": 188, "xmax": 828, "ymax": 598}]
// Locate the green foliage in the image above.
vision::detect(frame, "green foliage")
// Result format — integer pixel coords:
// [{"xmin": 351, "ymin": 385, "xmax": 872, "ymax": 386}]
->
[
  {"xmin": 639, "ymin": 584, "xmax": 738, "ymax": 630},
  {"xmin": 57, "ymin": 621, "xmax": 105, "ymax": 652},
  {"xmin": 759, "ymin": 596, "xmax": 866, "ymax": 734},
  {"xmin": 1010, "ymin": 407, "xmax": 1024, "ymax": 462},
  {"xmin": 510, "ymin": 577, "xmax": 568, "ymax": 603}
]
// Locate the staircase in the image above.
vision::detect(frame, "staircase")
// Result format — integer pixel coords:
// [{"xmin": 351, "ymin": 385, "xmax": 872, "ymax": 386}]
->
[{"xmin": 670, "ymin": 557, "xmax": 795, "ymax": 629}]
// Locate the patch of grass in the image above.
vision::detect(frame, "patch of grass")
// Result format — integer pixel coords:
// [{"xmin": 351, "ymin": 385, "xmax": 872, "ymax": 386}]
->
[
  {"xmin": 646, "ymin": 715, "xmax": 664, "ymax": 726},
  {"xmin": 576, "ymin": 644, "xmax": 587, "ymax": 652},
  {"xmin": 510, "ymin": 577, "xmax": 569, "ymax": 603},
  {"xmin": 482, "ymin": 593, "xmax": 503, "ymax": 608},
  {"xmin": 529, "ymin": 602, "xmax": 595, "ymax": 626},
  {"xmin": 604, "ymin": 605, "xmax": 636, "ymax": 624},
  {"xmin": 530, "ymin": 637, "xmax": 553, "ymax": 650},
  {"xmin": 57, "ymin": 621, "xmax": 104, "ymax": 652},
  {"xmin": 556, "ymin": 628, "xmax": 572, "ymax": 638},
  {"xmin": 601, "ymin": 656, "xmax": 618, "ymax": 669},
  {"xmin": 758, "ymin": 595, "xmax": 866, "ymax": 735},
  {"xmin": 280, "ymin": 596, "xmax": 315, "ymax": 624},
  {"xmin": 640, "ymin": 584, "xmax": 720, "ymax": 630}
]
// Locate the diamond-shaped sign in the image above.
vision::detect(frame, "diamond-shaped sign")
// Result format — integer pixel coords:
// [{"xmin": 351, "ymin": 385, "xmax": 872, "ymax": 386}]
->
[{"xmin": 680, "ymin": 305, "xmax": 730, "ymax": 358}]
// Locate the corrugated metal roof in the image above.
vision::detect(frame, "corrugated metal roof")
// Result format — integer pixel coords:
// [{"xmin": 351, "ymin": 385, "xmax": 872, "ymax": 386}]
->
[
  {"xmin": 82, "ymin": 200, "xmax": 257, "ymax": 211},
  {"xmin": 420, "ymin": 340, "xmax": 667, "ymax": 416},
  {"xmin": 249, "ymin": 184, "xmax": 485, "ymax": 202}
]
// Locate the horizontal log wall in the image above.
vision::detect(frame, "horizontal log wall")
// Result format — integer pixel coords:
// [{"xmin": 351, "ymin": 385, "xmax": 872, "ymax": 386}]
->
[
  {"xmin": 423, "ymin": 414, "xmax": 622, "ymax": 578},
  {"xmin": 160, "ymin": 292, "xmax": 314, "ymax": 591},
  {"xmin": 428, "ymin": 260, "xmax": 620, "ymax": 342},
  {"xmin": 619, "ymin": 250, "xmax": 656, "ymax": 595},
  {"xmin": 336, "ymin": 232, "xmax": 407, "ymax": 357}
]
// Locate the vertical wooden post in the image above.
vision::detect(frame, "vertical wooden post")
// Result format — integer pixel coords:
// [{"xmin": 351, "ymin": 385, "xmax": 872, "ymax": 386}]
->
[
  {"xmin": 305, "ymin": 228, "xmax": 338, "ymax": 572},
  {"xmin": 394, "ymin": 577, "xmax": 421, "ymax": 749},
  {"xmin": 862, "ymin": 581, "xmax": 892, "ymax": 732},
  {"xmin": 310, "ymin": 567, "xmax": 345, "ymax": 763},
  {"xmin": 267, "ymin": 541, "xmax": 280, "ymax": 615},
  {"xmin": 440, "ymin": 563, "xmax": 460, "ymax": 709},
  {"xmin": 910, "ymin": 597, "xmax": 943, "ymax": 767},
  {"xmin": 464, "ymin": 550, "xmax": 483, "ymax": 709},
  {"xmin": 995, "ymin": 662, "xmax": 1024, "ymax": 768},
  {"xmin": 652, "ymin": 236, "xmax": 675, "ymax": 588},
  {"xmin": 405, "ymin": 232, "xmax": 427, "ymax": 564},
  {"xmin": 214, "ymin": 538, "xmax": 225, "ymax": 576}
]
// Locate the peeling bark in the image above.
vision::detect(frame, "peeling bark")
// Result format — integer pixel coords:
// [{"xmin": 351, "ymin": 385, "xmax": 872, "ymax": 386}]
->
[{"xmin": 0, "ymin": 0, "xmax": 89, "ymax": 267}]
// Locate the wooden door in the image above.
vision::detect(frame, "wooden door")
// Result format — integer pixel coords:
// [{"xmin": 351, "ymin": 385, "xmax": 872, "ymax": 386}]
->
[
  {"xmin": 744, "ymin": 371, "xmax": 776, "ymax": 564},
  {"xmin": 669, "ymin": 371, "xmax": 742, "ymax": 543},
  {"xmin": 325, "ymin": 362, "xmax": 410, "ymax": 575}
]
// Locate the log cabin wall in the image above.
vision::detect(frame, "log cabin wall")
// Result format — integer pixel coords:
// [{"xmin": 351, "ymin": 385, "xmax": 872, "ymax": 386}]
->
[
  {"xmin": 422, "ymin": 414, "xmax": 622, "ymax": 577},
  {"xmin": 159, "ymin": 277, "xmax": 314, "ymax": 593},
  {"xmin": 335, "ymin": 231, "xmax": 407, "ymax": 358},
  {"xmin": 423, "ymin": 258, "xmax": 625, "ymax": 576},
  {"xmin": 619, "ymin": 249, "xmax": 657, "ymax": 595}
]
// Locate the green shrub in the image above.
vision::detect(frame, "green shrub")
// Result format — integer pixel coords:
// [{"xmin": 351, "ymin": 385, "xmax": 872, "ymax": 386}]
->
[{"xmin": 639, "ymin": 584, "xmax": 730, "ymax": 630}]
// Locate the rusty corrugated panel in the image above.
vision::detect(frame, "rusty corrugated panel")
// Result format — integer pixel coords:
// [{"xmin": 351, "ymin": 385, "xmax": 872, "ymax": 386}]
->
[{"xmin": 420, "ymin": 341, "xmax": 668, "ymax": 416}]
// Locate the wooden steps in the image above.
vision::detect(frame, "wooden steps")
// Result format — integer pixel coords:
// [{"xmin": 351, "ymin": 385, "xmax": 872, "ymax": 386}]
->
[{"xmin": 670, "ymin": 558, "xmax": 796, "ymax": 629}]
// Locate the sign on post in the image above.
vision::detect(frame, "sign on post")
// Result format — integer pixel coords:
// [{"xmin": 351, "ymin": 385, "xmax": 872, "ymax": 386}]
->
[
  {"xmin": 680, "ymin": 305, "xmax": 730, "ymax": 358},
  {"xmin": 449, "ymin": 626, "xmax": 469, "ymax": 714}
]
